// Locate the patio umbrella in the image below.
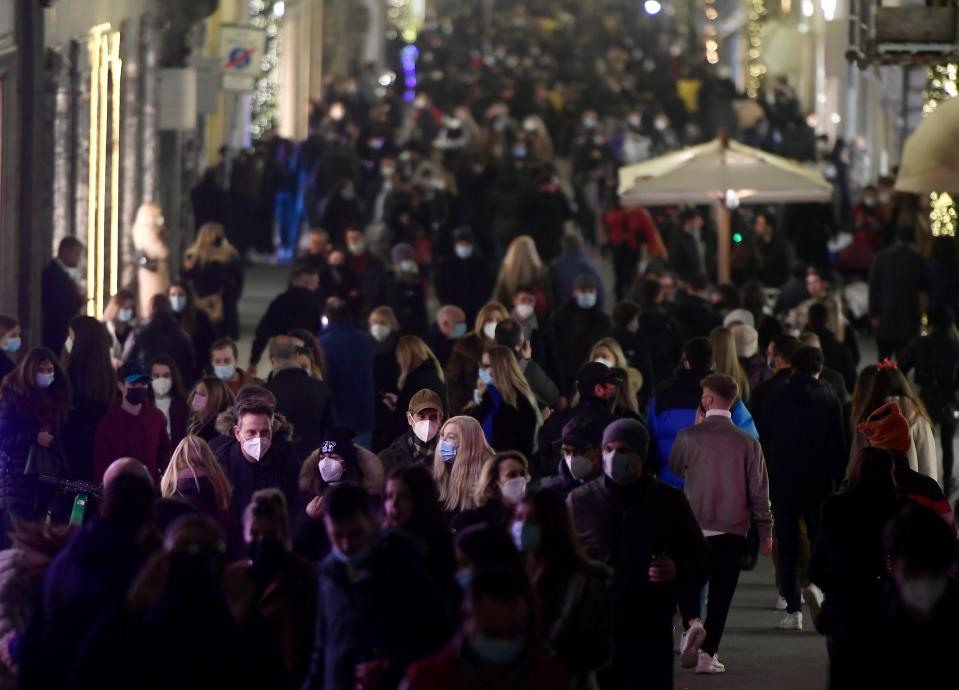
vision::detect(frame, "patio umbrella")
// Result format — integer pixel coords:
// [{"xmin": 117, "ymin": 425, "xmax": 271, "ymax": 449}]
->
[
  {"xmin": 618, "ymin": 136, "xmax": 832, "ymax": 281},
  {"xmin": 895, "ymin": 97, "xmax": 959, "ymax": 194}
]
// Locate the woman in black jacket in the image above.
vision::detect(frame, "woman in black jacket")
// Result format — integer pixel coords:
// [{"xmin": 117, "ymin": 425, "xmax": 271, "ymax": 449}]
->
[
  {"xmin": 0, "ymin": 315, "xmax": 21, "ymax": 383},
  {"xmin": 387, "ymin": 336, "xmax": 448, "ymax": 443},
  {"xmin": 180, "ymin": 222, "xmax": 244, "ymax": 340},
  {"xmin": 168, "ymin": 281, "xmax": 215, "ymax": 380},
  {"xmin": 123, "ymin": 293, "xmax": 199, "ymax": 386},
  {"xmin": 369, "ymin": 306, "xmax": 402, "ymax": 452},
  {"xmin": 468, "ymin": 345, "xmax": 540, "ymax": 459},
  {"xmin": 186, "ymin": 376, "xmax": 235, "ymax": 443},
  {"xmin": 0, "ymin": 348, "xmax": 71, "ymax": 546},
  {"xmin": 381, "ymin": 243, "xmax": 428, "ymax": 336}
]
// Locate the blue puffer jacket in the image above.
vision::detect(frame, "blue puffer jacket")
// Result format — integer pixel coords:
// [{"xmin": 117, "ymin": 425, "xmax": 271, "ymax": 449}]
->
[{"xmin": 647, "ymin": 368, "xmax": 759, "ymax": 488}]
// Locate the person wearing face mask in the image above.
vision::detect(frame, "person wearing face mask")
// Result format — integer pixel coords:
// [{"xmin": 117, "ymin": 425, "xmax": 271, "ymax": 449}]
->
[
  {"xmin": 380, "ymin": 242, "xmax": 429, "ymax": 337},
  {"xmin": 320, "ymin": 178, "xmax": 364, "ymax": 246},
  {"xmin": 214, "ymin": 399, "xmax": 300, "ymax": 545},
  {"xmin": 547, "ymin": 231, "xmax": 604, "ymax": 314},
  {"xmin": 507, "ymin": 287, "xmax": 565, "ymax": 391},
  {"xmin": 435, "ymin": 229, "xmax": 494, "ymax": 326},
  {"xmin": 235, "ymin": 489, "xmax": 316, "ymax": 686},
  {"xmin": 0, "ymin": 316, "xmax": 21, "ymax": 382},
  {"xmin": 379, "ymin": 389, "xmax": 445, "ymax": 473},
  {"xmin": 249, "ymin": 266, "xmax": 323, "ymax": 377},
  {"xmin": 367, "ymin": 307, "xmax": 402, "ymax": 451},
  {"xmin": 343, "ymin": 226, "xmax": 387, "ymax": 319},
  {"xmin": 446, "ymin": 301, "xmax": 511, "ymax": 415},
  {"xmin": 148, "ymin": 356, "xmax": 189, "ymax": 446},
  {"xmin": 181, "ymin": 222, "xmax": 244, "ymax": 340},
  {"xmin": 432, "ymin": 417, "xmax": 496, "ymax": 526},
  {"xmin": 0, "ymin": 348, "xmax": 71, "ymax": 544},
  {"xmin": 187, "ymin": 376, "xmax": 235, "ymax": 443},
  {"xmin": 494, "ymin": 318, "xmax": 561, "ymax": 412},
  {"xmin": 453, "ymin": 451, "xmax": 531, "ymax": 532},
  {"xmin": 303, "ymin": 482, "xmax": 453, "ymax": 690},
  {"xmin": 424, "ymin": 305, "xmax": 468, "ymax": 369},
  {"xmin": 41, "ymin": 236, "xmax": 86, "ymax": 357},
  {"xmin": 568, "ymin": 418, "xmax": 710, "ymax": 690},
  {"xmin": 404, "ymin": 567, "xmax": 569, "ymax": 690},
  {"xmin": 92, "ymin": 364, "xmax": 172, "ymax": 484},
  {"xmin": 160, "ymin": 435, "xmax": 233, "ymax": 536},
  {"xmin": 101, "ymin": 291, "xmax": 138, "ymax": 368},
  {"xmin": 876, "ymin": 504, "xmax": 959, "ymax": 688},
  {"xmin": 122, "ymin": 293, "xmax": 199, "ymax": 387},
  {"xmin": 512, "ymin": 489, "xmax": 614, "ymax": 690},
  {"xmin": 542, "ymin": 416, "xmax": 605, "ymax": 499},
  {"xmin": 551, "ymin": 273, "xmax": 611, "ymax": 394},
  {"xmin": 209, "ymin": 338, "xmax": 260, "ymax": 396}
]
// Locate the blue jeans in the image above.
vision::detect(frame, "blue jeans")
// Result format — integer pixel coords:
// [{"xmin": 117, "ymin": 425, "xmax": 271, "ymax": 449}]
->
[{"xmin": 274, "ymin": 192, "xmax": 300, "ymax": 253}]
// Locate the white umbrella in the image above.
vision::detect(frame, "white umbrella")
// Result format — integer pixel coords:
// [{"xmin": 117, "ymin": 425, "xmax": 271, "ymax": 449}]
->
[
  {"xmin": 895, "ymin": 97, "xmax": 959, "ymax": 195},
  {"xmin": 618, "ymin": 137, "xmax": 832, "ymax": 281}
]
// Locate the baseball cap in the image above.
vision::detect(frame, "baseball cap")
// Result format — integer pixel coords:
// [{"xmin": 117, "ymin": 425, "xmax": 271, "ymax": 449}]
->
[
  {"xmin": 576, "ymin": 362, "xmax": 626, "ymax": 395},
  {"xmin": 118, "ymin": 363, "xmax": 151, "ymax": 384},
  {"xmin": 560, "ymin": 416, "xmax": 604, "ymax": 449},
  {"xmin": 409, "ymin": 388, "xmax": 443, "ymax": 415}
]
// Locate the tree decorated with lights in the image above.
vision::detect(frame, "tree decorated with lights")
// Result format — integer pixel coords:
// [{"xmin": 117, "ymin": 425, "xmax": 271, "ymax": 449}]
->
[
  {"xmin": 249, "ymin": 0, "xmax": 283, "ymax": 140},
  {"xmin": 924, "ymin": 63, "xmax": 957, "ymax": 236}
]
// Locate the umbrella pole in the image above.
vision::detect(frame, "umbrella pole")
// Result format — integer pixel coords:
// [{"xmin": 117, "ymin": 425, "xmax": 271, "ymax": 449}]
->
[{"xmin": 715, "ymin": 201, "xmax": 731, "ymax": 284}]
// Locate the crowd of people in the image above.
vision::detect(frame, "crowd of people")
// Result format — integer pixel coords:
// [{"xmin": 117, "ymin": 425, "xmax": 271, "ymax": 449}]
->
[{"xmin": 1, "ymin": 1, "xmax": 958, "ymax": 689}]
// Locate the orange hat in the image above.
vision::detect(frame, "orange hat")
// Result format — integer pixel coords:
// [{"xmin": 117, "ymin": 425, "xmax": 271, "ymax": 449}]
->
[{"xmin": 858, "ymin": 402, "xmax": 912, "ymax": 452}]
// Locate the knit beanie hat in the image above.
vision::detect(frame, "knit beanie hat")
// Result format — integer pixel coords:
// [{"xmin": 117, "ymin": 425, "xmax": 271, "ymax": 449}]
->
[
  {"xmin": 858, "ymin": 402, "xmax": 912, "ymax": 453},
  {"xmin": 319, "ymin": 426, "xmax": 359, "ymax": 463},
  {"xmin": 730, "ymin": 324, "xmax": 759, "ymax": 358},
  {"xmin": 601, "ymin": 419, "xmax": 650, "ymax": 459},
  {"xmin": 391, "ymin": 243, "xmax": 416, "ymax": 265}
]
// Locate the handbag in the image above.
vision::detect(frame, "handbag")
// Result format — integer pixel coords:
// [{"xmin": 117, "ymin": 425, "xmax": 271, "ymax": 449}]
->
[
  {"xmin": 23, "ymin": 443, "xmax": 68, "ymax": 478},
  {"xmin": 195, "ymin": 292, "xmax": 225, "ymax": 323}
]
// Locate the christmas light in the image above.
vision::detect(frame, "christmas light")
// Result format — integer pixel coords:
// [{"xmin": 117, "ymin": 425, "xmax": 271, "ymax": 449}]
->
[
  {"xmin": 250, "ymin": 0, "xmax": 282, "ymax": 140},
  {"xmin": 924, "ymin": 64, "xmax": 958, "ymax": 236},
  {"xmin": 745, "ymin": 0, "xmax": 768, "ymax": 98}
]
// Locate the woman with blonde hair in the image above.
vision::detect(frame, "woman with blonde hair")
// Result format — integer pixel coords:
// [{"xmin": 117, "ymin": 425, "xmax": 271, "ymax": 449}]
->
[
  {"xmin": 709, "ymin": 327, "xmax": 751, "ymax": 404},
  {"xmin": 493, "ymin": 236, "xmax": 551, "ymax": 315},
  {"xmin": 467, "ymin": 346, "xmax": 541, "ymax": 460},
  {"xmin": 160, "ymin": 435, "xmax": 233, "ymax": 517},
  {"xmin": 432, "ymin": 416, "xmax": 495, "ymax": 527},
  {"xmin": 186, "ymin": 376, "xmax": 235, "ymax": 442},
  {"xmin": 445, "ymin": 301, "xmax": 510, "ymax": 414},
  {"xmin": 589, "ymin": 338, "xmax": 642, "ymax": 414},
  {"xmin": 181, "ymin": 222, "xmax": 244, "ymax": 338},
  {"xmin": 385, "ymin": 336, "xmax": 448, "ymax": 442}
]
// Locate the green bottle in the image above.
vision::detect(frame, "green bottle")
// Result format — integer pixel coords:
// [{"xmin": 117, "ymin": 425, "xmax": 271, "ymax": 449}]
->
[{"xmin": 70, "ymin": 492, "xmax": 89, "ymax": 526}]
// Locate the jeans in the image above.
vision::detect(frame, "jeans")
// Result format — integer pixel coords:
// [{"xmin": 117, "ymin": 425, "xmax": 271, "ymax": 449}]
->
[
  {"xmin": 774, "ymin": 502, "xmax": 823, "ymax": 613},
  {"xmin": 274, "ymin": 192, "xmax": 300, "ymax": 254},
  {"xmin": 678, "ymin": 534, "xmax": 746, "ymax": 655}
]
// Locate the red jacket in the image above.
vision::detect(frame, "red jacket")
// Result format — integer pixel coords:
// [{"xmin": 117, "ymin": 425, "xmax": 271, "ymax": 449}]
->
[
  {"xmin": 92, "ymin": 401, "xmax": 171, "ymax": 483},
  {"xmin": 603, "ymin": 206, "xmax": 666, "ymax": 256},
  {"xmin": 404, "ymin": 637, "xmax": 569, "ymax": 690}
]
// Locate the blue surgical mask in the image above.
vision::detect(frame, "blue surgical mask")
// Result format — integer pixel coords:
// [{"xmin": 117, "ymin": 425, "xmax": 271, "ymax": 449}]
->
[
  {"xmin": 471, "ymin": 633, "xmax": 526, "ymax": 665},
  {"xmin": 331, "ymin": 544, "xmax": 372, "ymax": 568},
  {"xmin": 576, "ymin": 292, "xmax": 597, "ymax": 309},
  {"xmin": 2, "ymin": 337, "xmax": 21, "ymax": 354},
  {"xmin": 451, "ymin": 322, "xmax": 467, "ymax": 339},
  {"xmin": 455, "ymin": 244, "xmax": 474, "ymax": 259},
  {"xmin": 36, "ymin": 372, "xmax": 55, "ymax": 389},
  {"xmin": 478, "ymin": 367, "xmax": 494, "ymax": 385},
  {"xmin": 214, "ymin": 364, "xmax": 236, "ymax": 382},
  {"xmin": 117, "ymin": 308, "xmax": 133, "ymax": 323},
  {"xmin": 170, "ymin": 295, "xmax": 187, "ymax": 313},
  {"xmin": 511, "ymin": 521, "xmax": 542, "ymax": 553},
  {"xmin": 439, "ymin": 440, "xmax": 458, "ymax": 463}
]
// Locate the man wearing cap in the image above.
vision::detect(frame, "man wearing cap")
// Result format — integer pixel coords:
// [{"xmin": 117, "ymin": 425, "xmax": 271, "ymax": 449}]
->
[
  {"xmin": 92, "ymin": 364, "xmax": 171, "ymax": 484},
  {"xmin": 434, "ymin": 229, "xmax": 493, "ymax": 326},
  {"xmin": 568, "ymin": 418, "xmax": 709, "ymax": 690},
  {"xmin": 669, "ymin": 374, "xmax": 773, "ymax": 673},
  {"xmin": 535, "ymin": 362, "xmax": 626, "ymax": 478},
  {"xmin": 550, "ymin": 273, "xmax": 611, "ymax": 393},
  {"xmin": 378, "ymin": 389, "xmax": 445, "ymax": 473},
  {"xmin": 542, "ymin": 416, "xmax": 604, "ymax": 499}
]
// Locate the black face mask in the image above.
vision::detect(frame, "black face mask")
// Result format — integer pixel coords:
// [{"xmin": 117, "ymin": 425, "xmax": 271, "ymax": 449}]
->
[{"xmin": 126, "ymin": 387, "xmax": 148, "ymax": 405}]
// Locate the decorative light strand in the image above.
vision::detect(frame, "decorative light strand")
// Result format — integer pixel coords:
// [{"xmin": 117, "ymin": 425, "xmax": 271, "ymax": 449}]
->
[
  {"xmin": 924, "ymin": 64, "xmax": 957, "ymax": 236},
  {"xmin": 746, "ymin": 0, "xmax": 768, "ymax": 98},
  {"xmin": 250, "ymin": 0, "xmax": 282, "ymax": 140},
  {"xmin": 704, "ymin": 0, "xmax": 719, "ymax": 65}
]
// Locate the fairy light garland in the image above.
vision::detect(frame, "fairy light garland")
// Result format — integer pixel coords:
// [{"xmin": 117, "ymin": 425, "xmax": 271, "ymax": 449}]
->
[
  {"xmin": 924, "ymin": 63, "xmax": 957, "ymax": 236},
  {"xmin": 250, "ymin": 0, "xmax": 282, "ymax": 140},
  {"xmin": 745, "ymin": 0, "xmax": 768, "ymax": 98},
  {"xmin": 704, "ymin": 0, "xmax": 719, "ymax": 65}
]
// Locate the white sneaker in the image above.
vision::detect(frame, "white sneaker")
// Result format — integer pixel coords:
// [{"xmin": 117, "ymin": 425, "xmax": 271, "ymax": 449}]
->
[
  {"xmin": 775, "ymin": 595, "xmax": 788, "ymax": 610},
  {"xmin": 778, "ymin": 611, "xmax": 803, "ymax": 630},
  {"xmin": 803, "ymin": 584, "xmax": 824, "ymax": 622},
  {"xmin": 696, "ymin": 651, "xmax": 726, "ymax": 674},
  {"xmin": 680, "ymin": 621, "xmax": 706, "ymax": 668}
]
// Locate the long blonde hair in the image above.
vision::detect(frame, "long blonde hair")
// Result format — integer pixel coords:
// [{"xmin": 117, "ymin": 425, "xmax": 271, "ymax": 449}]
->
[
  {"xmin": 185, "ymin": 222, "xmax": 239, "ymax": 265},
  {"xmin": 710, "ymin": 327, "xmax": 750, "ymax": 403},
  {"xmin": 187, "ymin": 377, "xmax": 235, "ymax": 434},
  {"xmin": 432, "ymin": 416, "xmax": 495, "ymax": 512},
  {"xmin": 160, "ymin": 435, "xmax": 233, "ymax": 511},
  {"xmin": 396, "ymin": 335, "xmax": 445, "ymax": 390},
  {"xmin": 484, "ymin": 346, "xmax": 538, "ymax": 412},
  {"xmin": 472, "ymin": 301, "xmax": 510, "ymax": 338},
  {"xmin": 493, "ymin": 236, "xmax": 545, "ymax": 305},
  {"xmin": 369, "ymin": 305, "xmax": 401, "ymax": 332}
]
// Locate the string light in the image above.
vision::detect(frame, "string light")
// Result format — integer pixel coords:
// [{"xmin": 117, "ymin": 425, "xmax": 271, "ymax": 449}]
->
[
  {"xmin": 704, "ymin": 0, "xmax": 719, "ymax": 65},
  {"xmin": 250, "ymin": 0, "xmax": 282, "ymax": 140},
  {"xmin": 746, "ymin": 0, "xmax": 768, "ymax": 98},
  {"xmin": 924, "ymin": 64, "xmax": 958, "ymax": 236}
]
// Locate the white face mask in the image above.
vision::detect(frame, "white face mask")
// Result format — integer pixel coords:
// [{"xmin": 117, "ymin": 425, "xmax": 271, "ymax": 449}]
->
[
  {"xmin": 603, "ymin": 449, "xmax": 640, "ymax": 483},
  {"xmin": 318, "ymin": 457, "xmax": 345, "ymax": 483},
  {"xmin": 413, "ymin": 418, "xmax": 439, "ymax": 443},
  {"xmin": 515, "ymin": 303, "xmax": 535, "ymax": 320},
  {"xmin": 482, "ymin": 321, "xmax": 498, "ymax": 340},
  {"xmin": 594, "ymin": 357, "xmax": 614, "ymax": 368},
  {"xmin": 151, "ymin": 377, "xmax": 172, "ymax": 397},
  {"xmin": 565, "ymin": 453, "xmax": 594, "ymax": 480},
  {"xmin": 370, "ymin": 324, "xmax": 390, "ymax": 342},
  {"xmin": 500, "ymin": 477, "xmax": 528, "ymax": 506},
  {"xmin": 900, "ymin": 576, "xmax": 948, "ymax": 615},
  {"xmin": 242, "ymin": 437, "xmax": 270, "ymax": 462}
]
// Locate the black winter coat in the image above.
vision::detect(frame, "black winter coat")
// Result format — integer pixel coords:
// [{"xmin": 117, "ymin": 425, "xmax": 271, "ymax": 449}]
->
[
  {"xmin": 125, "ymin": 315, "xmax": 198, "ymax": 384},
  {"xmin": 41, "ymin": 260, "xmax": 84, "ymax": 355},
  {"xmin": 551, "ymin": 302, "xmax": 611, "ymax": 394},
  {"xmin": 388, "ymin": 362, "xmax": 449, "ymax": 443},
  {"xmin": 672, "ymin": 293, "xmax": 722, "ymax": 340},
  {"xmin": 381, "ymin": 272, "xmax": 429, "ymax": 337},
  {"xmin": 869, "ymin": 243, "xmax": 928, "ymax": 343},
  {"xmin": 250, "ymin": 286, "xmax": 323, "ymax": 365},
  {"xmin": 265, "ymin": 367, "xmax": 336, "ymax": 460},
  {"xmin": 899, "ymin": 330, "xmax": 959, "ymax": 423},
  {"xmin": 0, "ymin": 394, "xmax": 65, "ymax": 516},
  {"xmin": 635, "ymin": 307, "xmax": 685, "ymax": 388},
  {"xmin": 434, "ymin": 254, "xmax": 493, "ymax": 327},
  {"xmin": 468, "ymin": 388, "xmax": 538, "ymax": 458}
]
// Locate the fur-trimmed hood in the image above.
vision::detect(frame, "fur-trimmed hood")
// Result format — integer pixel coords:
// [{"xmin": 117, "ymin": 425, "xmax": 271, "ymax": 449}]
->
[
  {"xmin": 299, "ymin": 444, "xmax": 385, "ymax": 498},
  {"xmin": 214, "ymin": 409, "xmax": 295, "ymax": 440}
]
